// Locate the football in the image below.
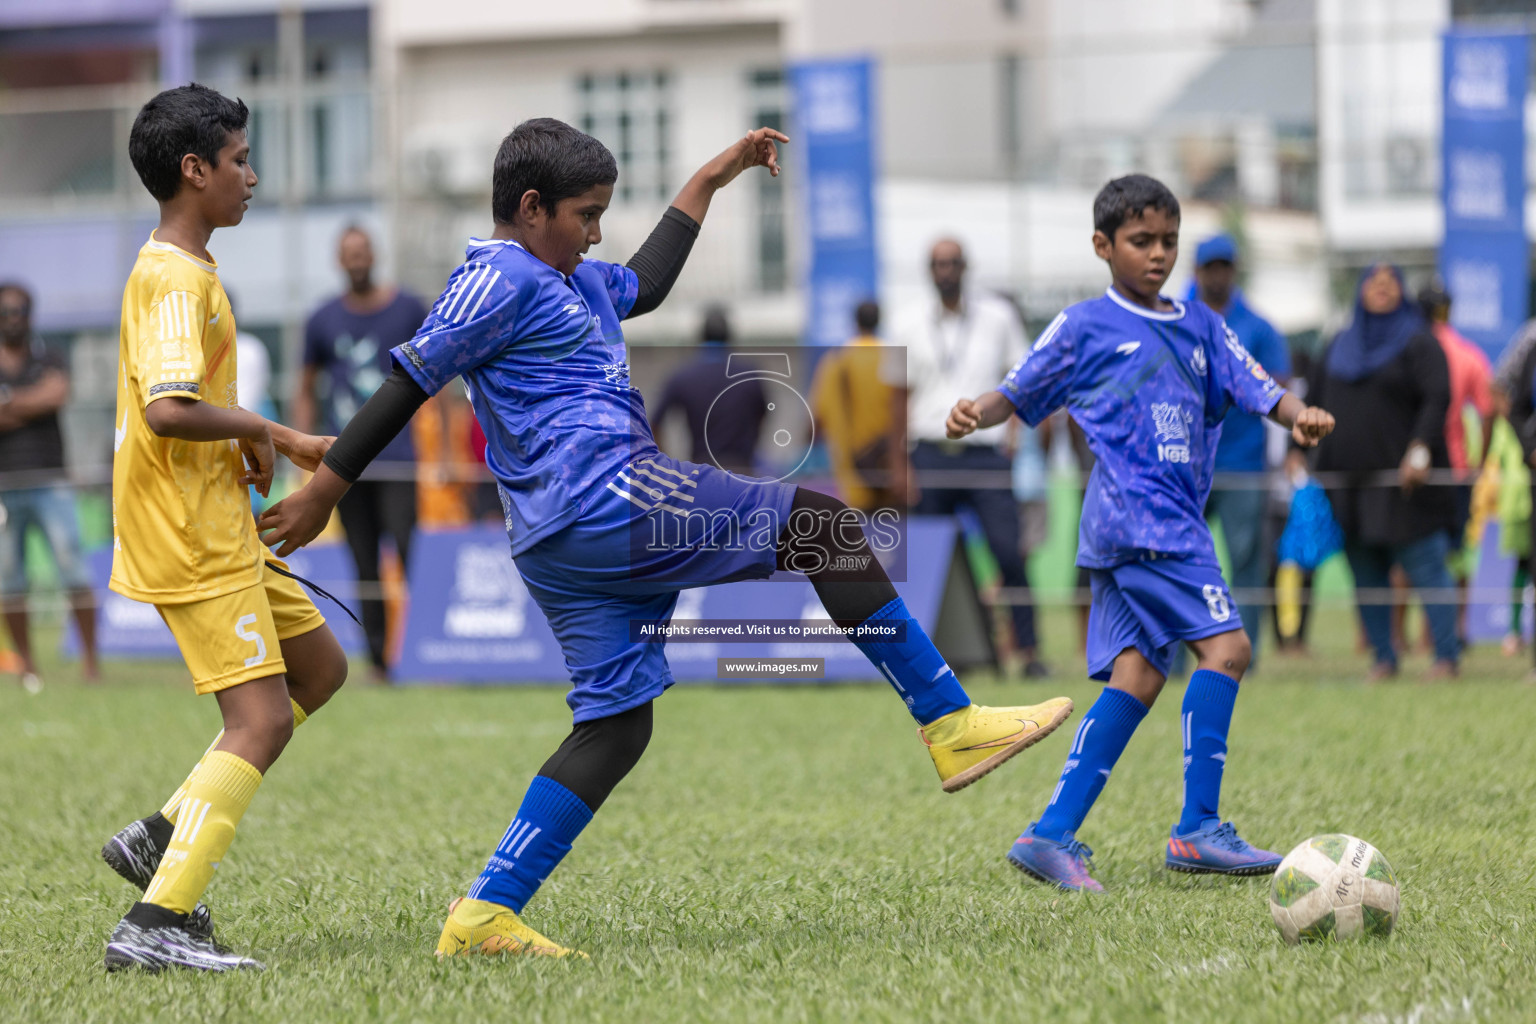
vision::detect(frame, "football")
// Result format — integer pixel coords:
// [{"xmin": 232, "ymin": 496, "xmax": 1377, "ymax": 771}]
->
[{"xmin": 1269, "ymin": 834, "xmax": 1400, "ymax": 944}]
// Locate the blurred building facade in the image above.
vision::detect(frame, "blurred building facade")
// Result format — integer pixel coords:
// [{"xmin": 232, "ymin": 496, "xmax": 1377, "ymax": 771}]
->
[
  {"xmin": 6, "ymin": 0, "xmax": 1536, "ymax": 479},
  {"xmin": 0, "ymin": 0, "xmax": 381, "ymax": 477}
]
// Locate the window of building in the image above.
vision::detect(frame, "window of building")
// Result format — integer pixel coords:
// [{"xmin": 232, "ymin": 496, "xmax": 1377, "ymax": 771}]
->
[
  {"xmin": 578, "ymin": 71, "xmax": 671, "ymax": 203},
  {"xmin": 749, "ymin": 67, "xmax": 787, "ymax": 293}
]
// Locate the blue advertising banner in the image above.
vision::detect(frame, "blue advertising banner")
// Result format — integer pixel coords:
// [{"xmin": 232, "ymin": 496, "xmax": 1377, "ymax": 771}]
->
[
  {"xmin": 790, "ymin": 57, "xmax": 878, "ymax": 348},
  {"xmin": 62, "ymin": 544, "xmax": 367, "ymax": 659},
  {"xmin": 1441, "ymin": 28, "xmax": 1529, "ymax": 357},
  {"xmin": 394, "ymin": 518, "xmax": 975, "ymax": 685}
]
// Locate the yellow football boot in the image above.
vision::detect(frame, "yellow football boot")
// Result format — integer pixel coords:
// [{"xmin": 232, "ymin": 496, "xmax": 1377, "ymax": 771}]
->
[
  {"xmin": 921, "ymin": 697, "xmax": 1074, "ymax": 793},
  {"xmin": 435, "ymin": 897, "xmax": 587, "ymax": 960}
]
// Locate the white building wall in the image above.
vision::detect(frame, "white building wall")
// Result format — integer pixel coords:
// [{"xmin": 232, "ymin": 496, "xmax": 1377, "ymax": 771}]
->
[
  {"xmin": 383, "ymin": 0, "xmax": 791, "ymax": 46},
  {"xmin": 378, "ymin": 0, "xmax": 1333, "ymax": 337},
  {"xmin": 391, "ymin": 25, "xmax": 791, "ymax": 340},
  {"xmin": 1317, "ymin": 0, "xmax": 1449, "ymax": 253}
]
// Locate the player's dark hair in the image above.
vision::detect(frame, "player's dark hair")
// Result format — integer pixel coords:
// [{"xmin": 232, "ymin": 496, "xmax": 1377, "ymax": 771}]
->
[
  {"xmin": 129, "ymin": 83, "xmax": 249, "ymax": 202},
  {"xmin": 492, "ymin": 118, "xmax": 618, "ymax": 223},
  {"xmin": 1093, "ymin": 174, "xmax": 1180, "ymax": 241},
  {"xmin": 854, "ymin": 299, "xmax": 880, "ymax": 334},
  {"xmin": 0, "ymin": 282, "xmax": 31, "ymax": 316}
]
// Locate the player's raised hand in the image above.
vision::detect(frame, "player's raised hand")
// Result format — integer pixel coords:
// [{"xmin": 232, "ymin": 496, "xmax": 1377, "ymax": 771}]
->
[
  {"xmin": 1289, "ymin": 405, "xmax": 1334, "ymax": 449},
  {"xmin": 946, "ymin": 398, "xmax": 983, "ymax": 439},
  {"xmin": 238, "ymin": 428, "xmax": 275, "ymax": 497},
  {"xmin": 706, "ymin": 128, "xmax": 789, "ymax": 189}
]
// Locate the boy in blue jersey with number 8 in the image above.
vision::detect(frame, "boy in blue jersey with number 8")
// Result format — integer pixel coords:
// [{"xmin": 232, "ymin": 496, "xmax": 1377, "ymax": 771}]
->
[
  {"xmin": 945, "ymin": 175, "xmax": 1334, "ymax": 891},
  {"xmin": 259, "ymin": 118, "xmax": 1077, "ymax": 957}
]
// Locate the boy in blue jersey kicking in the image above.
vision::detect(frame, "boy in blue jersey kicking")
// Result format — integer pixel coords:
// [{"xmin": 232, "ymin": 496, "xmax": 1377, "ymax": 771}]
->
[
  {"xmin": 258, "ymin": 118, "xmax": 1075, "ymax": 956},
  {"xmin": 944, "ymin": 175, "xmax": 1334, "ymax": 892}
]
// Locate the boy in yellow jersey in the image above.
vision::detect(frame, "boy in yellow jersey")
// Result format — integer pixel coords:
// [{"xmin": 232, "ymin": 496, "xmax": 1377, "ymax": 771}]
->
[{"xmin": 98, "ymin": 83, "xmax": 349, "ymax": 973}]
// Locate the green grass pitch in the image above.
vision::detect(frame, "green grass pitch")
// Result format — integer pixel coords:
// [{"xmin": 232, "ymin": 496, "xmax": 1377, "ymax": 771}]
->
[{"xmin": 2, "ymin": 616, "xmax": 1534, "ymax": 1023}]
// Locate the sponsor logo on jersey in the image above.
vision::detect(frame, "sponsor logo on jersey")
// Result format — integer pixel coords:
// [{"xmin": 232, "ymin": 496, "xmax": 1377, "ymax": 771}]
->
[
  {"xmin": 1151, "ymin": 401, "xmax": 1193, "ymax": 463},
  {"xmin": 1115, "ymin": 341, "xmax": 1141, "ymax": 355}
]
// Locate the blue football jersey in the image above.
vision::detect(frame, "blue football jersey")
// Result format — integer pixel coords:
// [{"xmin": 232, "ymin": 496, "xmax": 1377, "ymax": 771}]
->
[
  {"xmin": 393, "ymin": 238, "xmax": 649, "ymax": 555},
  {"xmin": 998, "ymin": 287, "xmax": 1284, "ymax": 568}
]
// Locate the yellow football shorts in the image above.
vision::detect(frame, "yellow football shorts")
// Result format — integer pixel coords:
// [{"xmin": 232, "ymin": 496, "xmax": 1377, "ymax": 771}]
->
[{"xmin": 158, "ymin": 552, "xmax": 327, "ymax": 695}]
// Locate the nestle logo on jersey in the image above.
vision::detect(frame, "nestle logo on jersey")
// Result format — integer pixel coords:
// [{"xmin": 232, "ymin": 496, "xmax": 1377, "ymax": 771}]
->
[{"xmin": 1151, "ymin": 402, "xmax": 1193, "ymax": 464}]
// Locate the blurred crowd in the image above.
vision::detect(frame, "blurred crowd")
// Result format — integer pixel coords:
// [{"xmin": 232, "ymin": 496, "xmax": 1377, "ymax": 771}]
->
[
  {"xmin": 653, "ymin": 231, "xmax": 1536, "ymax": 683},
  {"xmin": 8, "ymin": 225, "xmax": 1536, "ymax": 686}
]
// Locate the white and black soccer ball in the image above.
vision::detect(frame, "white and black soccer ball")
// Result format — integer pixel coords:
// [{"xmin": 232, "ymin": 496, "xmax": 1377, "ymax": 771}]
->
[{"xmin": 1269, "ymin": 834, "xmax": 1400, "ymax": 944}]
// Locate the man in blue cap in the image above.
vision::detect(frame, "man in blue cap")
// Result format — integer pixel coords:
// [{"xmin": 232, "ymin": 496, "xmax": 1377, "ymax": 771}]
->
[{"xmin": 1190, "ymin": 233, "xmax": 1290, "ymax": 665}]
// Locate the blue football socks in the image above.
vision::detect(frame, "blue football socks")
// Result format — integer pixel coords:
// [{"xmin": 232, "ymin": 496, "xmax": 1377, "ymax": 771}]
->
[
  {"xmin": 852, "ymin": 597, "xmax": 970, "ymax": 725},
  {"xmin": 1178, "ymin": 668, "xmax": 1240, "ymax": 835},
  {"xmin": 1034, "ymin": 686, "xmax": 1148, "ymax": 842},
  {"xmin": 467, "ymin": 776, "xmax": 593, "ymax": 912}
]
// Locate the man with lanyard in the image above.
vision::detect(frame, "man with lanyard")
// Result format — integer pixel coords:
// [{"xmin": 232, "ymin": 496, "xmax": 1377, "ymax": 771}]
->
[{"xmin": 885, "ymin": 239, "xmax": 1048, "ymax": 677}]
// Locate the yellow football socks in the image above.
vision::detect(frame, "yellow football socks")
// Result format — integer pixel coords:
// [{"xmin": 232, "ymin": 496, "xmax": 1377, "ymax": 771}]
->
[
  {"xmin": 162, "ymin": 699, "xmax": 306, "ymax": 824},
  {"xmin": 142, "ymin": 751, "xmax": 262, "ymax": 915}
]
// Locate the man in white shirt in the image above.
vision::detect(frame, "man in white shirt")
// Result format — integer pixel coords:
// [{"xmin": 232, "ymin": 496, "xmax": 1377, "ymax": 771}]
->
[{"xmin": 885, "ymin": 239, "xmax": 1048, "ymax": 676}]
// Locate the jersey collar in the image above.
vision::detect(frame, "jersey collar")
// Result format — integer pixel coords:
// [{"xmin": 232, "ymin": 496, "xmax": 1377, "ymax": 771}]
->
[
  {"xmin": 467, "ymin": 237, "xmax": 526, "ymax": 251},
  {"xmin": 1104, "ymin": 285, "xmax": 1185, "ymax": 322},
  {"xmin": 466, "ymin": 237, "xmax": 579, "ymax": 286},
  {"xmin": 146, "ymin": 232, "xmax": 218, "ymax": 272}
]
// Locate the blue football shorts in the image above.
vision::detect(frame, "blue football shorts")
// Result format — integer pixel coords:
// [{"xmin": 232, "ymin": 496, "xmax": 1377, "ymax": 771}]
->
[
  {"xmin": 513, "ymin": 453, "xmax": 797, "ymax": 722},
  {"xmin": 1085, "ymin": 553, "xmax": 1244, "ymax": 681}
]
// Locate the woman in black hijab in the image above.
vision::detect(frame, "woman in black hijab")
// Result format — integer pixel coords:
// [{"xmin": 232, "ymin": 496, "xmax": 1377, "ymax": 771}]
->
[{"xmin": 1310, "ymin": 264, "xmax": 1457, "ymax": 679}]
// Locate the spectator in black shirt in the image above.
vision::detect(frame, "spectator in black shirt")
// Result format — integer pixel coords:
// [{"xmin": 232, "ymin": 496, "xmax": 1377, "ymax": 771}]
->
[
  {"xmin": 296, "ymin": 227, "xmax": 430, "ymax": 680},
  {"xmin": 650, "ymin": 306, "xmax": 767, "ymax": 475},
  {"xmin": 1310, "ymin": 264, "xmax": 1457, "ymax": 680},
  {"xmin": 0, "ymin": 283, "xmax": 98, "ymax": 691}
]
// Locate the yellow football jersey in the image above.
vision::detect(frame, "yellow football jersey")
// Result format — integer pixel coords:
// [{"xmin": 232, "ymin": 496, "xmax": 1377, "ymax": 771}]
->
[{"xmin": 110, "ymin": 234, "xmax": 263, "ymax": 605}]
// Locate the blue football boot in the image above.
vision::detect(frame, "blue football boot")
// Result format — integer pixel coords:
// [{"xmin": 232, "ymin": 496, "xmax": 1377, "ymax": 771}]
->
[
  {"xmin": 1165, "ymin": 819, "xmax": 1282, "ymax": 875},
  {"xmin": 1006, "ymin": 823, "xmax": 1104, "ymax": 892}
]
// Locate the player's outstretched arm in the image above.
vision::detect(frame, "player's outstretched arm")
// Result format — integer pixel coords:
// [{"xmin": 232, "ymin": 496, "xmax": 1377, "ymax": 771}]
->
[
  {"xmin": 946, "ymin": 391, "xmax": 1014, "ymax": 440},
  {"xmin": 624, "ymin": 128, "xmax": 787, "ymax": 320},
  {"xmin": 671, "ymin": 127, "xmax": 787, "ymax": 225},
  {"xmin": 1268, "ymin": 392, "xmax": 1334, "ymax": 448},
  {"xmin": 145, "ymin": 396, "xmax": 275, "ymax": 496},
  {"xmin": 259, "ymin": 365, "xmax": 428, "ymax": 555},
  {"xmin": 258, "ymin": 463, "xmax": 349, "ymax": 556}
]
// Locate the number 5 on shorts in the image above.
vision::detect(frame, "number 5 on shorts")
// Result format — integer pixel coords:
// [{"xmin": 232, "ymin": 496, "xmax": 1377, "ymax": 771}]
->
[{"xmin": 235, "ymin": 613, "xmax": 268, "ymax": 668}]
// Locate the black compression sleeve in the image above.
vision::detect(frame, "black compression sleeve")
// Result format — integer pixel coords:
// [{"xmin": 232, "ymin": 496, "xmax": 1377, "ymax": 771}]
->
[
  {"xmin": 625, "ymin": 206, "xmax": 701, "ymax": 318},
  {"xmin": 320, "ymin": 365, "xmax": 429, "ymax": 483},
  {"xmin": 537, "ymin": 702, "xmax": 653, "ymax": 811},
  {"xmin": 775, "ymin": 487, "xmax": 899, "ymax": 627}
]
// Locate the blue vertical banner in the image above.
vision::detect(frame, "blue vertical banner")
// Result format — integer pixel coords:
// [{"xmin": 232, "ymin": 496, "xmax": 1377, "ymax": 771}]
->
[
  {"xmin": 790, "ymin": 57, "xmax": 878, "ymax": 347},
  {"xmin": 1441, "ymin": 28, "xmax": 1529, "ymax": 358}
]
